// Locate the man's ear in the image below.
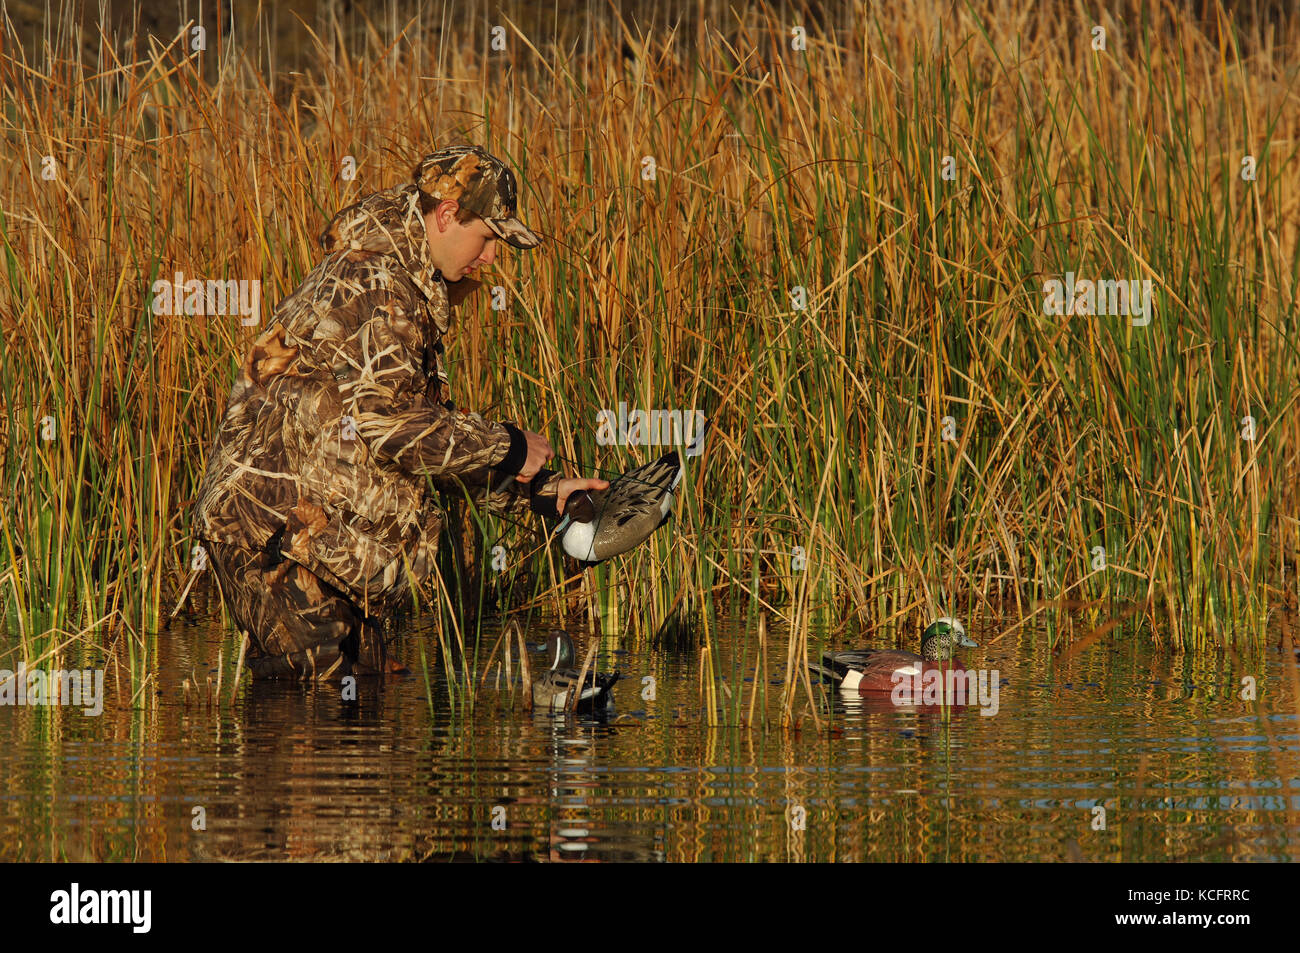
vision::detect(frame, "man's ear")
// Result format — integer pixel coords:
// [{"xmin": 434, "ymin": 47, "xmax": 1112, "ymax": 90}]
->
[
  {"xmin": 445, "ymin": 275, "xmax": 482, "ymax": 309},
  {"xmin": 429, "ymin": 200, "xmax": 459, "ymax": 233}
]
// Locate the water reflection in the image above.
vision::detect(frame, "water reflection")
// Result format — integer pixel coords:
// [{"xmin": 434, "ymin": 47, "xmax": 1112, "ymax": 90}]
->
[
  {"xmin": 533, "ymin": 717, "xmax": 664, "ymax": 862},
  {"xmin": 0, "ymin": 617, "xmax": 1296, "ymax": 861}
]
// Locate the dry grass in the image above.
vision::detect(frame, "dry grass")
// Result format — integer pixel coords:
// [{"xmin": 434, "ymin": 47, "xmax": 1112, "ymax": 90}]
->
[{"xmin": 0, "ymin": 1, "xmax": 1296, "ymax": 711}]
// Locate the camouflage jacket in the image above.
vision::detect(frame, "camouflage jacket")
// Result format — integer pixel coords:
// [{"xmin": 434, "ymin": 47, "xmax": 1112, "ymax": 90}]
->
[{"xmin": 193, "ymin": 184, "xmax": 556, "ymax": 614}]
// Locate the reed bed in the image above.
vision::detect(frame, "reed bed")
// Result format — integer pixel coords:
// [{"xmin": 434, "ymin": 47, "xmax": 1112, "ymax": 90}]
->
[{"xmin": 0, "ymin": 0, "xmax": 1297, "ymax": 711}]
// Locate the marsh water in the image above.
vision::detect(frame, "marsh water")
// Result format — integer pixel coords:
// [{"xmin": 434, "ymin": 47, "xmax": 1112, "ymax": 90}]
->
[{"xmin": 1, "ymin": 615, "xmax": 1297, "ymax": 862}]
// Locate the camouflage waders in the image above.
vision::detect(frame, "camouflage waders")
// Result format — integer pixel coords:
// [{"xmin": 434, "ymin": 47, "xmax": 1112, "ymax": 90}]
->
[{"xmin": 203, "ymin": 536, "xmax": 396, "ymax": 680}]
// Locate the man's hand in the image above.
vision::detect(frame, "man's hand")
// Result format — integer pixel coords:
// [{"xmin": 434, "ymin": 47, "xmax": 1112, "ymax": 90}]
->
[
  {"xmin": 516, "ymin": 430, "xmax": 554, "ymax": 482},
  {"xmin": 554, "ymin": 477, "xmax": 609, "ymax": 516}
]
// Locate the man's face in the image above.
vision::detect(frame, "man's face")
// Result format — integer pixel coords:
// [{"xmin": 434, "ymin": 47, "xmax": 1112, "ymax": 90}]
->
[{"xmin": 422, "ymin": 200, "xmax": 498, "ymax": 281}]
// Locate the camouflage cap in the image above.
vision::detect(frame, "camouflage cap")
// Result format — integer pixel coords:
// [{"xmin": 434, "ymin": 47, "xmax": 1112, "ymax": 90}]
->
[{"xmin": 412, "ymin": 144, "xmax": 541, "ymax": 249}]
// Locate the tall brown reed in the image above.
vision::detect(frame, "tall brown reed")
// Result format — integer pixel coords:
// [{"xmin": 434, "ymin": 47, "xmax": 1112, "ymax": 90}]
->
[{"xmin": 0, "ymin": 2, "xmax": 1295, "ymax": 711}]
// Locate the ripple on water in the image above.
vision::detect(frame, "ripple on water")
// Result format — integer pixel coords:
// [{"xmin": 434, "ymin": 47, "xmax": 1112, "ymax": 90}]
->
[{"xmin": 0, "ymin": 617, "xmax": 1297, "ymax": 860}]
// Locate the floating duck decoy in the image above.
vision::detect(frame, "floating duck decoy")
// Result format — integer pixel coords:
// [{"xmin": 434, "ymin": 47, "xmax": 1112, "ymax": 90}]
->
[
  {"xmin": 809, "ymin": 618, "xmax": 976, "ymax": 695},
  {"xmin": 553, "ymin": 451, "xmax": 683, "ymax": 566},
  {"xmin": 532, "ymin": 630, "xmax": 621, "ymax": 713}
]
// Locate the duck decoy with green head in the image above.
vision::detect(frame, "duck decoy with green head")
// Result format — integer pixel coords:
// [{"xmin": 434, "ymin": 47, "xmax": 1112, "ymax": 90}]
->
[
  {"xmin": 532, "ymin": 630, "xmax": 622, "ymax": 713},
  {"xmin": 810, "ymin": 618, "xmax": 977, "ymax": 695},
  {"xmin": 554, "ymin": 451, "xmax": 683, "ymax": 566}
]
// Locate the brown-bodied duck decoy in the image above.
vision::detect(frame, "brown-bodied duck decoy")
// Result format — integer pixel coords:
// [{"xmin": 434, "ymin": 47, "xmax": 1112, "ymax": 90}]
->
[{"xmin": 809, "ymin": 618, "xmax": 976, "ymax": 695}]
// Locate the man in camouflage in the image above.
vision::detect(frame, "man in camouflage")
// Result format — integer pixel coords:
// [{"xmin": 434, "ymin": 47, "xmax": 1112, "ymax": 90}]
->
[{"xmin": 192, "ymin": 144, "xmax": 606, "ymax": 679}]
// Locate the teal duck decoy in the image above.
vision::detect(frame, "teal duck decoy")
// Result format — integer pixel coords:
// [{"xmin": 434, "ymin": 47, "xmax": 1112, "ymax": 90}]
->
[
  {"xmin": 532, "ymin": 630, "xmax": 622, "ymax": 713},
  {"xmin": 809, "ymin": 618, "xmax": 977, "ymax": 695},
  {"xmin": 554, "ymin": 451, "xmax": 683, "ymax": 566}
]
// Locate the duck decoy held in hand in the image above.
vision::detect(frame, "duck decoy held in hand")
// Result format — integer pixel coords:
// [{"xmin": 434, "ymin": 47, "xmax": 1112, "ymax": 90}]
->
[
  {"xmin": 532, "ymin": 630, "xmax": 622, "ymax": 713},
  {"xmin": 810, "ymin": 618, "xmax": 977, "ymax": 695},
  {"xmin": 554, "ymin": 451, "xmax": 683, "ymax": 567}
]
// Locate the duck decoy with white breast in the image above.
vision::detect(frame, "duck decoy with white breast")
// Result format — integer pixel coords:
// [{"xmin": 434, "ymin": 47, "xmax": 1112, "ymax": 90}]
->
[
  {"xmin": 532, "ymin": 630, "xmax": 622, "ymax": 713},
  {"xmin": 552, "ymin": 450, "xmax": 683, "ymax": 567}
]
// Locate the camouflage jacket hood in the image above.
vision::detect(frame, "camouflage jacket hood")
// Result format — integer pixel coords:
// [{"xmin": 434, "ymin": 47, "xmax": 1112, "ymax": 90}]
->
[{"xmin": 193, "ymin": 183, "xmax": 551, "ymax": 613}]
